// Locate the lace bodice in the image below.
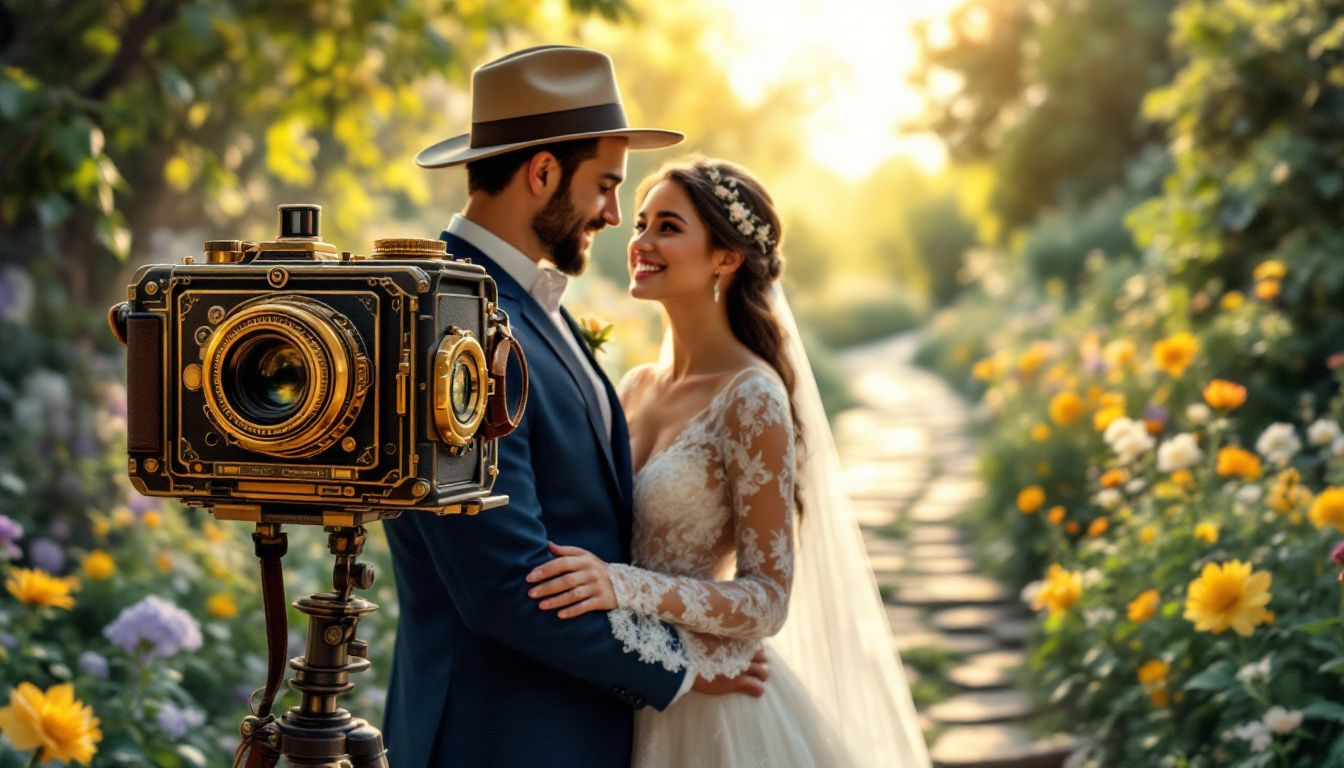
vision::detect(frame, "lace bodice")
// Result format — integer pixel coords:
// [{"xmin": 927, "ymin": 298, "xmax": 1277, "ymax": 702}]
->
[{"xmin": 607, "ymin": 368, "xmax": 796, "ymax": 680}]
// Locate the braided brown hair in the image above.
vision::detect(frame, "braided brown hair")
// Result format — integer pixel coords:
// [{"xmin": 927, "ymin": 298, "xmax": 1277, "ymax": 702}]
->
[{"xmin": 636, "ymin": 156, "xmax": 804, "ymax": 517}]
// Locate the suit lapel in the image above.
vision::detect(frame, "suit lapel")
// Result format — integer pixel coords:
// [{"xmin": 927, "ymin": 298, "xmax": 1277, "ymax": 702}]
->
[
  {"xmin": 561, "ymin": 307, "xmax": 634, "ymax": 514},
  {"xmin": 441, "ymin": 231, "xmax": 626, "ymax": 507}
]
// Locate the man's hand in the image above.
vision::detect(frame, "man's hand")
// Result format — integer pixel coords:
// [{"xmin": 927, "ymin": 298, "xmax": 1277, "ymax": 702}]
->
[{"xmin": 692, "ymin": 649, "xmax": 769, "ymax": 698}]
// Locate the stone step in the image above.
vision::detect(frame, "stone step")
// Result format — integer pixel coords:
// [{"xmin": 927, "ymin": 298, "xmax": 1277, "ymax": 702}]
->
[
  {"xmin": 927, "ymin": 690, "xmax": 1037, "ymax": 726},
  {"xmin": 906, "ymin": 502, "xmax": 969, "ymax": 525},
  {"xmin": 929, "ymin": 606, "xmax": 1022, "ymax": 635},
  {"xmin": 892, "ymin": 629, "xmax": 1000, "ymax": 656},
  {"xmin": 931, "ymin": 725, "xmax": 1075, "ymax": 768},
  {"xmin": 866, "ymin": 551, "xmax": 908, "ymax": 575},
  {"xmin": 903, "ymin": 557, "xmax": 979, "ymax": 576},
  {"xmin": 990, "ymin": 618, "xmax": 1035, "ymax": 648},
  {"xmin": 906, "ymin": 526, "xmax": 967, "ymax": 545},
  {"xmin": 902, "ymin": 543, "xmax": 977, "ymax": 561},
  {"xmin": 945, "ymin": 662, "xmax": 1017, "ymax": 691},
  {"xmin": 893, "ymin": 574, "xmax": 1013, "ymax": 610}
]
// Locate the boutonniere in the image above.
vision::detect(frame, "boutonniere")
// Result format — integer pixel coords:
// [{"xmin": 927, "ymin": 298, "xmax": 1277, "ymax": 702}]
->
[{"xmin": 577, "ymin": 316, "xmax": 614, "ymax": 355}]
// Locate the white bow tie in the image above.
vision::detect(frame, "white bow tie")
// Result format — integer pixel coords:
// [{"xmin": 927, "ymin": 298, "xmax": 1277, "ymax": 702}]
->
[{"xmin": 531, "ymin": 267, "xmax": 568, "ymax": 314}]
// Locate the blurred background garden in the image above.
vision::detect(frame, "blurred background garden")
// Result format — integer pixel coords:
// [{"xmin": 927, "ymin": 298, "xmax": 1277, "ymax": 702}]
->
[{"xmin": 3, "ymin": 0, "xmax": 1344, "ymax": 765}]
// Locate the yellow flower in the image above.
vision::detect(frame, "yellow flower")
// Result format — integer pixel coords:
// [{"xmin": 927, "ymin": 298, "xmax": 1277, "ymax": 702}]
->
[
  {"xmin": 1017, "ymin": 486, "xmax": 1046, "ymax": 514},
  {"xmin": 1216, "ymin": 446, "xmax": 1263, "ymax": 481},
  {"xmin": 203, "ymin": 521, "xmax": 228, "ymax": 543},
  {"xmin": 1149, "ymin": 689, "xmax": 1171, "ymax": 708},
  {"xmin": 1183, "ymin": 560, "xmax": 1272, "ymax": 636},
  {"xmin": 1203, "ymin": 379, "xmax": 1247, "ymax": 411},
  {"xmin": 1104, "ymin": 339, "xmax": 1136, "ymax": 368},
  {"xmin": 1153, "ymin": 332, "xmax": 1200, "ymax": 377},
  {"xmin": 1269, "ymin": 469, "xmax": 1311, "ymax": 514},
  {"xmin": 1137, "ymin": 659, "xmax": 1170, "ymax": 686},
  {"xmin": 971, "ymin": 358, "xmax": 997, "ymax": 382},
  {"xmin": 1170, "ymin": 469, "xmax": 1194, "ymax": 487},
  {"xmin": 142, "ymin": 511, "xmax": 162, "ymax": 530},
  {"xmin": 1018, "ymin": 343, "xmax": 1052, "ymax": 377},
  {"xmin": 1255, "ymin": 280, "xmax": 1281, "ymax": 301},
  {"xmin": 1128, "ymin": 589, "xmax": 1160, "ymax": 622},
  {"xmin": 207, "ymin": 593, "xmax": 239, "ymax": 620},
  {"xmin": 1087, "ymin": 517, "xmax": 1109, "ymax": 537},
  {"xmin": 155, "ymin": 553, "xmax": 173, "ymax": 574},
  {"xmin": 1032, "ymin": 565, "xmax": 1083, "ymax": 615},
  {"xmin": 1309, "ymin": 487, "xmax": 1344, "ymax": 532},
  {"xmin": 1139, "ymin": 526, "xmax": 1158, "ymax": 544},
  {"xmin": 206, "ymin": 558, "xmax": 230, "ymax": 580},
  {"xmin": 91, "ymin": 518, "xmax": 110, "ymax": 538},
  {"xmin": 1100, "ymin": 469, "xmax": 1128, "ymax": 489},
  {"xmin": 1047, "ymin": 506, "xmax": 1067, "ymax": 525},
  {"xmin": 111, "ymin": 506, "xmax": 133, "ymax": 527},
  {"xmin": 1220, "ymin": 291, "xmax": 1245, "ymax": 311},
  {"xmin": 1031, "ymin": 423, "xmax": 1052, "ymax": 442},
  {"xmin": 1194, "ymin": 522, "xmax": 1219, "ymax": 544},
  {"xmin": 5, "ymin": 568, "xmax": 75, "ymax": 610},
  {"xmin": 1253, "ymin": 260, "xmax": 1287, "ymax": 282},
  {"xmin": 82, "ymin": 551, "xmax": 115, "ymax": 581},
  {"xmin": 1065, "ymin": 521, "xmax": 1080, "ymax": 535},
  {"xmin": 1094, "ymin": 406, "xmax": 1126, "ymax": 432},
  {"xmin": 0, "ymin": 682, "xmax": 102, "ymax": 765},
  {"xmin": 1049, "ymin": 391, "xmax": 1083, "ymax": 427}
]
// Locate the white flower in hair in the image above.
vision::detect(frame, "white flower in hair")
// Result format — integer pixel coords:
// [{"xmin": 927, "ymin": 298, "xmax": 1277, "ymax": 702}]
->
[
  {"xmin": 738, "ymin": 220, "xmax": 755, "ymax": 236},
  {"xmin": 727, "ymin": 201, "xmax": 750, "ymax": 223},
  {"xmin": 707, "ymin": 166, "xmax": 722, "ymax": 182},
  {"xmin": 714, "ymin": 184, "xmax": 731, "ymax": 200}
]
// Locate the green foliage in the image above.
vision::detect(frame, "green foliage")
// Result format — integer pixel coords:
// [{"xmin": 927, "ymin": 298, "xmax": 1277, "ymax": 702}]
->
[{"xmin": 914, "ymin": 0, "xmax": 1176, "ymax": 231}]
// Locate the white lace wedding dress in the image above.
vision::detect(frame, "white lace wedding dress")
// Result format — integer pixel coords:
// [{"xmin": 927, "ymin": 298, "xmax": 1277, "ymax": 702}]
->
[{"xmin": 607, "ymin": 368, "xmax": 856, "ymax": 767}]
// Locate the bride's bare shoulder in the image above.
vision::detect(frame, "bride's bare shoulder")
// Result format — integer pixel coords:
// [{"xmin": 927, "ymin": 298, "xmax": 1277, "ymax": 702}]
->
[{"xmin": 617, "ymin": 363, "xmax": 660, "ymax": 403}]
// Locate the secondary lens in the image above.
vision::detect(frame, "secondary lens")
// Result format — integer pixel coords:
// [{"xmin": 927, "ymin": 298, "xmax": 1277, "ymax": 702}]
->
[
  {"xmin": 451, "ymin": 357, "xmax": 477, "ymax": 421},
  {"xmin": 228, "ymin": 335, "xmax": 309, "ymax": 424}
]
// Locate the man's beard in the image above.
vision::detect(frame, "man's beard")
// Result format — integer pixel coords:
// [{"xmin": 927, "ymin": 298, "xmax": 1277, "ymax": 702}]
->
[{"xmin": 531, "ymin": 185, "xmax": 601, "ymax": 276}]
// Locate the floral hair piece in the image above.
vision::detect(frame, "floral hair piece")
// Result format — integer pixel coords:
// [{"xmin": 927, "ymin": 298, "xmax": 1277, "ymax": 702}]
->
[{"xmin": 706, "ymin": 165, "xmax": 774, "ymax": 255}]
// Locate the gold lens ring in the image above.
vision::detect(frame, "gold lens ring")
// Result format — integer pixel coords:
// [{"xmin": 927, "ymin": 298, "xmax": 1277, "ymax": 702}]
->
[
  {"xmin": 202, "ymin": 297, "xmax": 367, "ymax": 457},
  {"xmin": 434, "ymin": 328, "xmax": 488, "ymax": 446}
]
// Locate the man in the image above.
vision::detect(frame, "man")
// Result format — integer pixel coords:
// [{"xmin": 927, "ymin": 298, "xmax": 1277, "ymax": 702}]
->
[{"xmin": 382, "ymin": 46, "xmax": 763, "ymax": 768}]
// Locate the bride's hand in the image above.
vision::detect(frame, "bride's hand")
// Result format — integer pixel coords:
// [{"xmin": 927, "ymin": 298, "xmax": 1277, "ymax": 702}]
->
[{"xmin": 526, "ymin": 541, "xmax": 617, "ymax": 619}]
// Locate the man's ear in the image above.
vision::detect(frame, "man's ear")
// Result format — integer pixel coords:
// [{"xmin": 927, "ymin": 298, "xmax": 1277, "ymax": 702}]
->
[
  {"xmin": 525, "ymin": 151, "xmax": 561, "ymax": 198},
  {"xmin": 714, "ymin": 248, "xmax": 746, "ymax": 277}
]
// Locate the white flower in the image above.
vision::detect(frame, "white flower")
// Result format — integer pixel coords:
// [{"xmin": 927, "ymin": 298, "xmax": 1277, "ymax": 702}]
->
[
  {"xmin": 1308, "ymin": 418, "xmax": 1342, "ymax": 447},
  {"xmin": 1236, "ymin": 485, "xmax": 1264, "ymax": 505},
  {"xmin": 1187, "ymin": 403, "xmax": 1212, "ymax": 424},
  {"xmin": 737, "ymin": 220, "xmax": 755, "ymax": 236},
  {"xmin": 727, "ymin": 201, "xmax": 749, "ymax": 223},
  {"xmin": 1020, "ymin": 580, "xmax": 1043, "ymax": 607},
  {"xmin": 1125, "ymin": 478, "xmax": 1148, "ymax": 495},
  {"xmin": 1236, "ymin": 656, "xmax": 1272, "ymax": 686},
  {"xmin": 1262, "ymin": 706, "xmax": 1303, "ymax": 735},
  {"xmin": 1232, "ymin": 721, "xmax": 1273, "ymax": 752},
  {"xmin": 714, "ymin": 184, "xmax": 731, "ymax": 200},
  {"xmin": 1104, "ymin": 417, "xmax": 1155, "ymax": 465},
  {"xmin": 1157, "ymin": 433, "xmax": 1203, "ymax": 472},
  {"xmin": 1095, "ymin": 489, "xmax": 1123, "ymax": 510},
  {"xmin": 1333, "ymin": 435, "xmax": 1344, "ymax": 458},
  {"xmin": 707, "ymin": 166, "xmax": 722, "ymax": 182},
  {"xmin": 1256, "ymin": 422, "xmax": 1301, "ymax": 466},
  {"xmin": 1084, "ymin": 608, "xmax": 1115, "ymax": 628}
]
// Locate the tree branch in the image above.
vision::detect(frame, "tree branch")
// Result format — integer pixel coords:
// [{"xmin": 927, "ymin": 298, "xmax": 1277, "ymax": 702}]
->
[{"xmin": 83, "ymin": 0, "xmax": 181, "ymax": 102}]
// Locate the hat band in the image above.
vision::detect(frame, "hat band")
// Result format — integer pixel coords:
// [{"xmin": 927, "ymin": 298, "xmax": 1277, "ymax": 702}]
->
[{"xmin": 470, "ymin": 103, "xmax": 628, "ymax": 148}]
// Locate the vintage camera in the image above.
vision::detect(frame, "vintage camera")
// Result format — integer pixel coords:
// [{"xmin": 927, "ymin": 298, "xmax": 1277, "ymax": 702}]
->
[{"xmin": 107, "ymin": 204, "xmax": 527, "ymax": 527}]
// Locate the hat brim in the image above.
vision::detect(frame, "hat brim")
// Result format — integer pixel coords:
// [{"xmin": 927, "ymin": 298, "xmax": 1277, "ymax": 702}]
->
[{"xmin": 415, "ymin": 127, "xmax": 684, "ymax": 169}]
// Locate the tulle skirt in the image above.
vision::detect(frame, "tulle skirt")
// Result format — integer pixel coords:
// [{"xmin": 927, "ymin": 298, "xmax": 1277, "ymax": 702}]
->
[{"xmin": 632, "ymin": 646, "xmax": 857, "ymax": 768}]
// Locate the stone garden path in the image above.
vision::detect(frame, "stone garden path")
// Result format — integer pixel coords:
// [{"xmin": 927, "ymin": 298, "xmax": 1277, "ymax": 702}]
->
[{"xmin": 833, "ymin": 334, "xmax": 1075, "ymax": 768}]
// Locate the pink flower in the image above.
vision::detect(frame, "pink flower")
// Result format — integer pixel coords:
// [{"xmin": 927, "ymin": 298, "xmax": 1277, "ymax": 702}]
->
[{"xmin": 1332, "ymin": 541, "xmax": 1344, "ymax": 568}]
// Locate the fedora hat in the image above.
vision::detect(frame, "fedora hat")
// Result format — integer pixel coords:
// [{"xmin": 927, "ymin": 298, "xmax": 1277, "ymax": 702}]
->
[{"xmin": 416, "ymin": 45, "xmax": 683, "ymax": 169}]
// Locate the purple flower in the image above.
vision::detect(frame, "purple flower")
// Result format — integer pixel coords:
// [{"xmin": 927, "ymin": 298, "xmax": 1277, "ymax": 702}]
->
[
  {"xmin": 0, "ymin": 514, "xmax": 22, "ymax": 543},
  {"xmin": 104, "ymin": 595, "xmax": 203, "ymax": 661},
  {"xmin": 1144, "ymin": 404, "xmax": 1170, "ymax": 427},
  {"xmin": 1332, "ymin": 542, "xmax": 1344, "ymax": 568},
  {"xmin": 128, "ymin": 494, "xmax": 160, "ymax": 519},
  {"xmin": 29, "ymin": 537, "xmax": 64, "ymax": 573},
  {"xmin": 0, "ymin": 631, "xmax": 16, "ymax": 652},
  {"xmin": 78, "ymin": 651, "xmax": 110, "ymax": 679},
  {"xmin": 154, "ymin": 702, "xmax": 205, "ymax": 740},
  {"xmin": 48, "ymin": 519, "xmax": 71, "ymax": 541}
]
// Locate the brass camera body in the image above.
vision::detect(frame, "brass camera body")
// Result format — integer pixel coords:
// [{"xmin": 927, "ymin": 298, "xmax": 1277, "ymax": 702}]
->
[{"xmin": 109, "ymin": 204, "xmax": 525, "ymax": 527}]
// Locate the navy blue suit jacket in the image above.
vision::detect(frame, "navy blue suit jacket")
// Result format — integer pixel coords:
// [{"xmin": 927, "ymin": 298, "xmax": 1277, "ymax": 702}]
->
[{"xmin": 382, "ymin": 232, "xmax": 684, "ymax": 768}]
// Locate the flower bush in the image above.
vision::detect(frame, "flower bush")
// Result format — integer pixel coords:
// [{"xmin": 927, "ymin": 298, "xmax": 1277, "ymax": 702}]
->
[{"xmin": 921, "ymin": 254, "xmax": 1344, "ymax": 764}]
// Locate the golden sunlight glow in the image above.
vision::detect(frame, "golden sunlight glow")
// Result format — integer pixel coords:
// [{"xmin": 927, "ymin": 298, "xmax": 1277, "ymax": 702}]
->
[{"xmin": 707, "ymin": 0, "xmax": 964, "ymax": 177}]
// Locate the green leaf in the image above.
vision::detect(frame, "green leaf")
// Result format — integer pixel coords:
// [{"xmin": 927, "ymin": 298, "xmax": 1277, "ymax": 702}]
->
[
  {"xmin": 1183, "ymin": 661, "xmax": 1234, "ymax": 692},
  {"xmin": 1293, "ymin": 615, "xmax": 1343, "ymax": 635},
  {"xmin": 1319, "ymin": 656, "xmax": 1344, "ymax": 674},
  {"xmin": 1305, "ymin": 701, "xmax": 1344, "ymax": 723}
]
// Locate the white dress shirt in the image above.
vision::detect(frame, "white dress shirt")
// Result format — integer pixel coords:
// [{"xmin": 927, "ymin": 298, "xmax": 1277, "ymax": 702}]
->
[{"xmin": 446, "ymin": 215, "xmax": 697, "ymax": 702}]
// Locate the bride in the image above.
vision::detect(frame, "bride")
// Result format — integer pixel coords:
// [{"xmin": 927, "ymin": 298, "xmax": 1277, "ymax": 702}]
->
[{"xmin": 525, "ymin": 156, "xmax": 929, "ymax": 767}]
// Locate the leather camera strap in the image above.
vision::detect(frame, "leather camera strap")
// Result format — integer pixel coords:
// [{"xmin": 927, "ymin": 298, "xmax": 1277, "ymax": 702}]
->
[
  {"xmin": 234, "ymin": 526, "xmax": 289, "ymax": 768},
  {"xmin": 484, "ymin": 315, "xmax": 528, "ymax": 440}
]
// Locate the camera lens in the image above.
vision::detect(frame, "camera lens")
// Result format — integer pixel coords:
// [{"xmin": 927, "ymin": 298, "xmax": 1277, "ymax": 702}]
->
[
  {"xmin": 451, "ymin": 357, "xmax": 477, "ymax": 421},
  {"xmin": 227, "ymin": 335, "xmax": 310, "ymax": 424}
]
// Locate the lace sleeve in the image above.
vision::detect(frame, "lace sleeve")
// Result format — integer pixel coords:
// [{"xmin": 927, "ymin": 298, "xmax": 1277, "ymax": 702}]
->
[{"xmin": 608, "ymin": 376, "xmax": 796, "ymax": 642}]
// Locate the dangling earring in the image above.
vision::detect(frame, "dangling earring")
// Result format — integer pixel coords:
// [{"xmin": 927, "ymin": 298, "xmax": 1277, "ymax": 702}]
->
[{"xmin": 713, "ymin": 272, "xmax": 721, "ymax": 303}]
